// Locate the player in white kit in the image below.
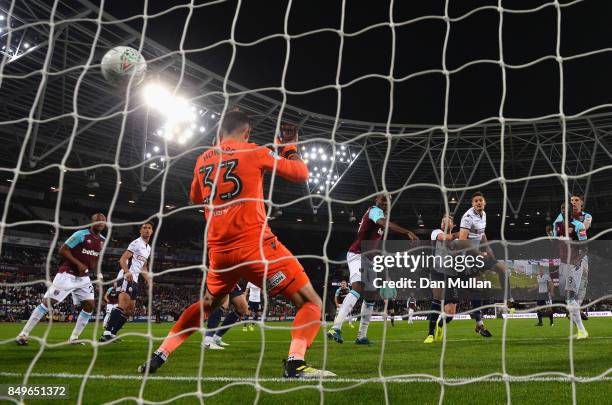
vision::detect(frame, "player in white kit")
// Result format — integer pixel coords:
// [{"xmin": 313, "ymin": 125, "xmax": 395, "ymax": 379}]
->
[
  {"xmin": 245, "ymin": 281, "xmax": 262, "ymax": 331},
  {"xmin": 100, "ymin": 222, "xmax": 152, "ymax": 342},
  {"xmin": 458, "ymin": 192, "xmax": 510, "ymax": 338},
  {"xmin": 533, "ymin": 268, "xmax": 554, "ymax": 326}
]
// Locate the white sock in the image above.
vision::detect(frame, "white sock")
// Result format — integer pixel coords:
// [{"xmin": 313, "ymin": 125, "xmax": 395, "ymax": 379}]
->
[
  {"xmin": 332, "ymin": 291, "xmax": 359, "ymax": 330},
  {"xmin": 70, "ymin": 310, "xmax": 92, "ymax": 339},
  {"xmin": 103, "ymin": 311, "xmax": 111, "ymax": 328},
  {"xmin": 568, "ymin": 301, "xmax": 586, "ymax": 332},
  {"xmin": 357, "ymin": 301, "xmax": 374, "ymax": 339},
  {"xmin": 20, "ymin": 304, "xmax": 49, "ymax": 337}
]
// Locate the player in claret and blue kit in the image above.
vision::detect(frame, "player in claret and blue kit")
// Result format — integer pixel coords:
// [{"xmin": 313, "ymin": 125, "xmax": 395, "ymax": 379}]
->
[
  {"xmin": 327, "ymin": 194, "xmax": 417, "ymax": 346},
  {"xmin": 552, "ymin": 193, "xmax": 591, "ymax": 339},
  {"xmin": 16, "ymin": 213, "xmax": 106, "ymax": 345}
]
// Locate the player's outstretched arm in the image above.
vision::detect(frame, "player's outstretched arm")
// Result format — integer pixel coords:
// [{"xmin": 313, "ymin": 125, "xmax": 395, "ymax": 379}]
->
[
  {"xmin": 259, "ymin": 124, "xmax": 309, "ymax": 182},
  {"xmin": 58, "ymin": 244, "xmax": 89, "ymax": 276},
  {"xmin": 376, "ymin": 219, "xmax": 418, "ymax": 240}
]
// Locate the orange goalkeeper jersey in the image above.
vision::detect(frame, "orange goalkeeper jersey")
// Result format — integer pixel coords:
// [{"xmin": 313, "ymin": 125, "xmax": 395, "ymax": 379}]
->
[{"xmin": 190, "ymin": 138, "xmax": 308, "ymax": 252}]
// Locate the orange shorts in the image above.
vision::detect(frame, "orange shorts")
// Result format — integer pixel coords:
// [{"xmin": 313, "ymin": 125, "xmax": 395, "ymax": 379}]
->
[{"xmin": 206, "ymin": 237, "xmax": 309, "ymax": 298}]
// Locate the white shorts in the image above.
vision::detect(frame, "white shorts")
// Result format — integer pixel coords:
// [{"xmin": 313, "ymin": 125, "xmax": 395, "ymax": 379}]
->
[
  {"xmin": 43, "ymin": 272, "xmax": 94, "ymax": 305},
  {"xmin": 558, "ymin": 257, "xmax": 588, "ymax": 303},
  {"xmin": 347, "ymin": 251, "xmax": 377, "ymax": 292},
  {"xmin": 347, "ymin": 252, "xmax": 362, "ymax": 284},
  {"xmin": 106, "ymin": 304, "xmax": 118, "ymax": 313}
]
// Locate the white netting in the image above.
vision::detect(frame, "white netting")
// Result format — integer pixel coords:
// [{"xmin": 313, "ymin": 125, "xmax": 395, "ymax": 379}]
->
[{"xmin": 1, "ymin": 0, "xmax": 611, "ymax": 404}]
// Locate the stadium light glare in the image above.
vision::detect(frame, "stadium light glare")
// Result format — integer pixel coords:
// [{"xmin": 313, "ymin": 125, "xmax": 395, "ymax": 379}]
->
[
  {"xmin": 311, "ymin": 154, "xmax": 317, "ymax": 161},
  {"xmin": 304, "ymin": 159, "xmax": 309, "ymax": 164},
  {"xmin": 128, "ymin": 200, "xmax": 135, "ymax": 204},
  {"xmin": 23, "ymin": 42, "xmax": 30, "ymax": 49},
  {"xmin": 314, "ymin": 178, "xmax": 319, "ymax": 184},
  {"xmin": 341, "ymin": 145, "xmax": 346, "ymax": 150},
  {"xmin": 319, "ymin": 185, "xmax": 324, "ymax": 191},
  {"xmin": 322, "ymin": 167, "xmax": 327, "ymax": 172},
  {"xmin": 303, "ymin": 152, "xmax": 309, "ymax": 159},
  {"xmin": 146, "ymin": 153, "xmax": 151, "ymax": 158},
  {"xmin": 153, "ymin": 146, "xmax": 160, "ymax": 152},
  {"xmin": 144, "ymin": 83, "xmax": 171, "ymax": 110},
  {"xmin": 524, "ymin": 222, "xmax": 530, "ymax": 225},
  {"xmin": 296, "ymin": 218, "xmax": 302, "ymax": 222},
  {"xmin": 314, "ymin": 166, "xmax": 318, "ymax": 171},
  {"xmin": 88, "ymin": 193, "xmax": 95, "ymax": 198},
  {"xmin": 0, "ymin": 15, "xmax": 4, "ymax": 20},
  {"xmin": 321, "ymin": 154, "xmax": 327, "ymax": 161},
  {"xmin": 199, "ymin": 126, "xmax": 205, "ymax": 133}
]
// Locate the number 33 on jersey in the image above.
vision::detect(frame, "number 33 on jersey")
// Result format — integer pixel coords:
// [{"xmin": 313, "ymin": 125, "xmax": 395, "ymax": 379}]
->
[{"xmin": 190, "ymin": 138, "xmax": 308, "ymax": 251}]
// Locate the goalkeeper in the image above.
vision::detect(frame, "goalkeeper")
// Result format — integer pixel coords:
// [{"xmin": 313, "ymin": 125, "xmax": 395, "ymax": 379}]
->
[{"xmin": 139, "ymin": 112, "xmax": 336, "ymax": 379}]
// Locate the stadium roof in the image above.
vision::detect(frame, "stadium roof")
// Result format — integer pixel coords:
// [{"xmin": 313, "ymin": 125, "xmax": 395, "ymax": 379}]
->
[{"xmin": 2, "ymin": 0, "xmax": 612, "ymax": 233}]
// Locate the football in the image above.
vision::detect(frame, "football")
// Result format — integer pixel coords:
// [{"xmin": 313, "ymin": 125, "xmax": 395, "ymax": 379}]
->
[{"xmin": 100, "ymin": 46, "xmax": 147, "ymax": 87}]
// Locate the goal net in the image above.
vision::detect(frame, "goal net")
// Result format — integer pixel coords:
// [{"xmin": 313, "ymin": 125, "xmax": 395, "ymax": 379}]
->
[{"xmin": 1, "ymin": 0, "xmax": 611, "ymax": 404}]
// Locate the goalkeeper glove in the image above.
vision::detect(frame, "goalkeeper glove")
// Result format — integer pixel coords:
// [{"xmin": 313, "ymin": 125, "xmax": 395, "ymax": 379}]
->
[{"xmin": 275, "ymin": 123, "xmax": 299, "ymax": 159}]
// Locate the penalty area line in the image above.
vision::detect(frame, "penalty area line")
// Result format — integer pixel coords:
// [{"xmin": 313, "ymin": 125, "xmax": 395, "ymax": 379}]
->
[{"xmin": 0, "ymin": 372, "xmax": 610, "ymax": 384}]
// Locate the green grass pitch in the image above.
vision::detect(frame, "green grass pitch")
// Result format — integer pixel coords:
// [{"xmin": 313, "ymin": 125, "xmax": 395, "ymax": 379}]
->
[{"xmin": 1, "ymin": 318, "xmax": 610, "ymax": 404}]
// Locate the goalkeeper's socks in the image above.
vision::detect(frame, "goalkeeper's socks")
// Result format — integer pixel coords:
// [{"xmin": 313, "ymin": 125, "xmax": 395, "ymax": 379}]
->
[
  {"xmin": 205, "ymin": 307, "xmax": 224, "ymax": 338},
  {"xmin": 216, "ymin": 309, "xmax": 240, "ymax": 338},
  {"xmin": 332, "ymin": 290, "xmax": 359, "ymax": 330},
  {"xmin": 105, "ymin": 307, "xmax": 127, "ymax": 335},
  {"xmin": 428, "ymin": 300, "xmax": 441, "ymax": 336},
  {"xmin": 70, "ymin": 310, "xmax": 92, "ymax": 339},
  {"xmin": 20, "ymin": 303, "xmax": 48, "ymax": 336},
  {"xmin": 288, "ymin": 302, "xmax": 321, "ymax": 361},
  {"xmin": 159, "ymin": 299, "xmax": 208, "ymax": 356},
  {"xmin": 357, "ymin": 301, "xmax": 375, "ymax": 340}
]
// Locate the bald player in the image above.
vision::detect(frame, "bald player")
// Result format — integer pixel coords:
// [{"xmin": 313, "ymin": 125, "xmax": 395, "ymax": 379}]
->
[{"xmin": 16, "ymin": 213, "xmax": 106, "ymax": 345}]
